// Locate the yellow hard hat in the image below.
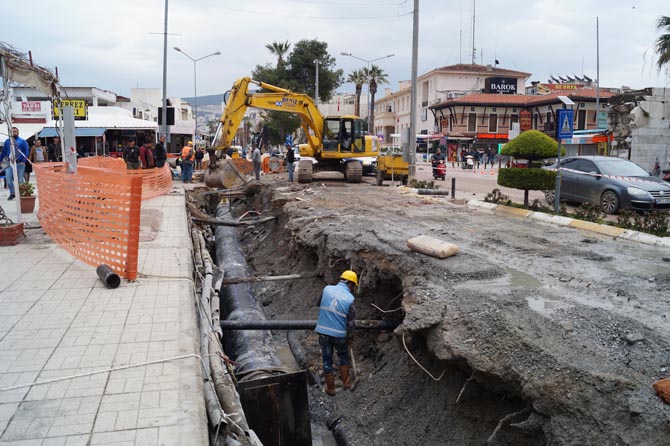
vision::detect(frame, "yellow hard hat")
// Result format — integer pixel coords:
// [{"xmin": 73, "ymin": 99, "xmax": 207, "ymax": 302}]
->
[
  {"xmin": 188, "ymin": 141, "xmax": 193, "ymax": 145},
  {"xmin": 340, "ymin": 270, "xmax": 358, "ymax": 286}
]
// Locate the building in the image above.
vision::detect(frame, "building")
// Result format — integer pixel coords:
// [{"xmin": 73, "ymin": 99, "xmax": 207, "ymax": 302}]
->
[
  {"xmin": 317, "ymin": 92, "xmax": 369, "ymax": 120},
  {"xmin": 608, "ymin": 88, "xmax": 670, "ymax": 172},
  {"xmin": 373, "ymin": 64, "xmax": 531, "ymax": 143},
  {"xmin": 429, "ymin": 88, "xmax": 614, "ymax": 160}
]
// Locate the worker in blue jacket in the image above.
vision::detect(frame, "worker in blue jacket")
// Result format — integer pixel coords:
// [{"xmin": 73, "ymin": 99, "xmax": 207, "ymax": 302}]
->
[
  {"xmin": 315, "ymin": 270, "xmax": 357, "ymax": 396},
  {"xmin": 1, "ymin": 127, "xmax": 30, "ymax": 200}
]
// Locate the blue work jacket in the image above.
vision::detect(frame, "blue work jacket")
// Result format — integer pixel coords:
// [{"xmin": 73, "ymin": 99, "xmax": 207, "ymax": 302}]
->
[{"xmin": 315, "ymin": 282, "xmax": 355, "ymax": 338}]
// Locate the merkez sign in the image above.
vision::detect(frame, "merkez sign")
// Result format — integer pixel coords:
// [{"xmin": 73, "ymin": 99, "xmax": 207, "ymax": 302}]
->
[{"xmin": 485, "ymin": 77, "xmax": 517, "ymax": 94}]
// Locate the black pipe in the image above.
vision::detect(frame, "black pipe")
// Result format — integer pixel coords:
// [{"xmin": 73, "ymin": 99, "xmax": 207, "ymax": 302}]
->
[
  {"xmin": 215, "ymin": 207, "xmax": 283, "ymax": 378},
  {"xmin": 327, "ymin": 416, "xmax": 353, "ymax": 446},
  {"xmin": 221, "ymin": 320, "xmax": 400, "ymax": 331},
  {"xmin": 96, "ymin": 264, "xmax": 120, "ymax": 289},
  {"xmin": 417, "ymin": 189, "xmax": 451, "ymax": 195},
  {"xmin": 451, "ymin": 177, "xmax": 456, "ymax": 199}
]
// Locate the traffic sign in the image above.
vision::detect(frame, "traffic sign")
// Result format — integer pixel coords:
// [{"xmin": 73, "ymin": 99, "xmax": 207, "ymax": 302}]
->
[{"xmin": 556, "ymin": 109, "xmax": 574, "ymax": 139}]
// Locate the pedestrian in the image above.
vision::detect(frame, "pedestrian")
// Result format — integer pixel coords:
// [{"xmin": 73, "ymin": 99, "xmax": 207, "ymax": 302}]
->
[
  {"xmin": 180, "ymin": 141, "xmax": 195, "ymax": 183},
  {"xmin": 652, "ymin": 159, "xmax": 661, "ymax": 177},
  {"xmin": 285, "ymin": 143, "xmax": 295, "ymax": 182},
  {"xmin": 47, "ymin": 136, "xmax": 61, "ymax": 162},
  {"xmin": 123, "ymin": 138, "xmax": 141, "ymax": 170},
  {"xmin": 251, "ymin": 144, "xmax": 261, "ymax": 180},
  {"xmin": 27, "ymin": 138, "xmax": 48, "ymax": 181},
  {"xmin": 154, "ymin": 135, "xmax": 167, "ymax": 168},
  {"xmin": 195, "ymin": 146, "xmax": 205, "ymax": 170},
  {"xmin": 139, "ymin": 140, "xmax": 155, "ymax": 169},
  {"xmin": 0, "ymin": 127, "xmax": 30, "ymax": 200},
  {"xmin": 315, "ymin": 270, "xmax": 357, "ymax": 396}
]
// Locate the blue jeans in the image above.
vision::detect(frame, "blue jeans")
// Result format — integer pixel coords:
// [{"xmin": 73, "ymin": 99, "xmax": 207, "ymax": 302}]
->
[
  {"xmin": 287, "ymin": 161, "xmax": 294, "ymax": 181},
  {"xmin": 5, "ymin": 162, "xmax": 25, "ymax": 195},
  {"xmin": 318, "ymin": 334, "xmax": 349, "ymax": 375},
  {"xmin": 181, "ymin": 162, "xmax": 193, "ymax": 182}
]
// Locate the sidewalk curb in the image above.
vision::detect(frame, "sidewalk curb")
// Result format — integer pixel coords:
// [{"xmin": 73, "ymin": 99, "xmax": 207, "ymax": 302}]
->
[{"xmin": 467, "ymin": 199, "xmax": 670, "ymax": 246}]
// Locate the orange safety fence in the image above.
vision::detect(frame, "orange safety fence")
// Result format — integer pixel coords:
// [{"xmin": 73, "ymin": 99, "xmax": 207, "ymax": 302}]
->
[
  {"xmin": 33, "ymin": 162, "xmax": 142, "ymax": 280},
  {"xmin": 80, "ymin": 157, "xmax": 173, "ymax": 200}
]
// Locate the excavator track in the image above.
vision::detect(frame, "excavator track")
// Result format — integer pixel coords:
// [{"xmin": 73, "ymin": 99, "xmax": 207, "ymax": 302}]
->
[
  {"xmin": 345, "ymin": 161, "xmax": 363, "ymax": 183},
  {"xmin": 297, "ymin": 160, "xmax": 313, "ymax": 183}
]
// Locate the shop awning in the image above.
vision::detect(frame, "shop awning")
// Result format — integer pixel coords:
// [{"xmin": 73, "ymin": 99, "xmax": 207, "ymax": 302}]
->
[{"xmin": 39, "ymin": 127, "xmax": 106, "ymax": 138}]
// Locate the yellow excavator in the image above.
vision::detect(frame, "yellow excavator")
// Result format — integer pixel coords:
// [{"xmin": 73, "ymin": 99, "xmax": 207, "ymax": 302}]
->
[{"xmin": 206, "ymin": 77, "xmax": 379, "ymax": 185}]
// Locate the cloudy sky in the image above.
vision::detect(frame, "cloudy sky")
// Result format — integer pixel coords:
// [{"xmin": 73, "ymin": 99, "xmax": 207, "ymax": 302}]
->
[{"xmin": 3, "ymin": 0, "xmax": 669, "ymax": 99}]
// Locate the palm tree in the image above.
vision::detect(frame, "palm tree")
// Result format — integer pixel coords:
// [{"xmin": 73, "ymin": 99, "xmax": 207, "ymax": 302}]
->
[
  {"xmin": 346, "ymin": 69, "xmax": 367, "ymax": 118},
  {"xmin": 364, "ymin": 64, "xmax": 388, "ymax": 133},
  {"xmin": 265, "ymin": 40, "xmax": 291, "ymax": 68},
  {"xmin": 655, "ymin": 16, "xmax": 670, "ymax": 74}
]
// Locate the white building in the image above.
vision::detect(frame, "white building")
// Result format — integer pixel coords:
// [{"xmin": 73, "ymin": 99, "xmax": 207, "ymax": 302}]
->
[
  {"xmin": 317, "ymin": 92, "xmax": 369, "ymax": 119},
  {"xmin": 373, "ymin": 64, "xmax": 531, "ymax": 143}
]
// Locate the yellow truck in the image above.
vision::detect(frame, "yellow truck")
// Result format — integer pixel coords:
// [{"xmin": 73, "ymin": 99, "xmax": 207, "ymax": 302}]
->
[{"xmin": 207, "ymin": 77, "xmax": 379, "ymax": 184}]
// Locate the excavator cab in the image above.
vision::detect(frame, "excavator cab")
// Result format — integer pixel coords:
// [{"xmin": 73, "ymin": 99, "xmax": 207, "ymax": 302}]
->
[{"xmin": 322, "ymin": 117, "xmax": 365, "ymax": 153}]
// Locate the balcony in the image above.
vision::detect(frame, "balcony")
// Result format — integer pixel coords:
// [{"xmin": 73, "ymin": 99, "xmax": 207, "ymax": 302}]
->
[{"xmin": 376, "ymin": 111, "xmax": 397, "ymax": 128}]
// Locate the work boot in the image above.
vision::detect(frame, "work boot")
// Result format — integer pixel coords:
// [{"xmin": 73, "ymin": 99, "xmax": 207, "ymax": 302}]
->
[
  {"xmin": 324, "ymin": 373, "xmax": 336, "ymax": 396},
  {"xmin": 8, "ymin": 194, "xmax": 14, "ymax": 200},
  {"xmin": 339, "ymin": 365, "xmax": 351, "ymax": 390}
]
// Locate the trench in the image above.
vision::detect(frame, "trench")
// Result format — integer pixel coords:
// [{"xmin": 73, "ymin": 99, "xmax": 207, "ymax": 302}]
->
[{"xmin": 193, "ymin": 184, "xmax": 548, "ymax": 446}]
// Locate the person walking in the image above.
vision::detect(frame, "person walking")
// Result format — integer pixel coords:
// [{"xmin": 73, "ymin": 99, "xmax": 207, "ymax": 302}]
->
[
  {"xmin": 315, "ymin": 270, "xmax": 357, "ymax": 396},
  {"xmin": 285, "ymin": 143, "xmax": 295, "ymax": 182},
  {"xmin": 47, "ymin": 136, "xmax": 61, "ymax": 162},
  {"xmin": 123, "ymin": 138, "xmax": 141, "ymax": 170},
  {"xmin": 139, "ymin": 141, "xmax": 155, "ymax": 169},
  {"xmin": 27, "ymin": 138, "xmax": 48, "ymax": 181},
  {"xmin": 154, "ymin": 135, "xmax": 167, "ymax": 168},
  {"xmin": 195, "ymin": 146, "xmax": 205, "ymax": 170},
  {"xmin": 0, "ymin": 127, "xmax": 30, "ymax": 200},
  {"xmin": 180, "ymin": 141, "xmax": 195, "ymax": 183},
  {"xmin": 251, "ymin": 144, "xmax": 261, "ymax": 180}
]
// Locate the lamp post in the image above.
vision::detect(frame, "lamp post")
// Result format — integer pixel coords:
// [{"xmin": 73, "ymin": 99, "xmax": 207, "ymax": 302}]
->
[
  {"xmin": 173, "ymin": 47, "xmax": 220, "ymax": 146},
  {"xmin": 340, "ymin": 52, "xmax": 394, "ymax": 131}
]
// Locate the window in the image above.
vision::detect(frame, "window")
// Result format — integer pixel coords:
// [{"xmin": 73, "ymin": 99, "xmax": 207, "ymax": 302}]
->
[
  {"xmin": 467, "ymin": 113, "xmax": 477, "ymax": 132},
  {"xmin": 510, "ymin": 114, "xmax": 519, "ymax": 125},
  {"xmin": 577, "ymin": 110, "xmax": 586, "ymax": 130},
  {"xmin": 488, "ymin": 114, "xmax": 498, "ymax": 133},
  {"xmin": 421, "ymin": 107, "xmax": 428, "ymax": 121}
]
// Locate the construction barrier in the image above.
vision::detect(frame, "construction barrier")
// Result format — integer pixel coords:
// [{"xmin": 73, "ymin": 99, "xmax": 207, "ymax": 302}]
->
[
  {"xmin": 33, "ymin": 162, "xmax": 142, "ymax": 280},
  {"xmin": 262, "ymin": 156, "xmax": 283, "ymax": 174},
  {"xmin": 80, "ymin": 157, "xmax": 173, "ymax": 200}
]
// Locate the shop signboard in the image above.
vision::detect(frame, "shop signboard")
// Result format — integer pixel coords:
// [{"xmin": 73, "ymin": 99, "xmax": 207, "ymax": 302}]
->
[
  {"xmin": 484, "ymin": 77, "xmax": 517, "ymax": 94},
  {"xmin": 519, "ymin": 110, "xmax": 532, "ymax": 132},
  {"xmin": 597, "ymin": 111, "xmax": 607, "ymax": 129},
  {"xmin": 21, "ymin": 101, "xmax": 42, "ymax": 112},
  {"xmin": 53, "ymin": 99, "xmax": 87, "ymax": 119}
]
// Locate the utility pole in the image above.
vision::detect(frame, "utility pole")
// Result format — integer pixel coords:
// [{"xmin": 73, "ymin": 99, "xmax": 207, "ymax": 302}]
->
[
  {"xmin": 314, "ymin": 59, "xmax": 319, "ymax": 107},
  {"xmin": 161, "ymin": 0, "xmax": 169, "ymax": 143},
  {"xmin": 409, "ymin": 0, "xmax": 419, "ymax": 180}
]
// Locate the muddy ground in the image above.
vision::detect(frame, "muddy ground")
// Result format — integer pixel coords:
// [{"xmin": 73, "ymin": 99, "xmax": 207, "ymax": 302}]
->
[{"xmin": 201, "ymin": 177, "xmax": 670, "ymax": 446}]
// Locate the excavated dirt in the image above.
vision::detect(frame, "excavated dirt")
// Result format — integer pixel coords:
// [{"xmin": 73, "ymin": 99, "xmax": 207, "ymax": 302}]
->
[{"xmin": 206, "ymin": 178, "xmax": 670, "ymax": 446}]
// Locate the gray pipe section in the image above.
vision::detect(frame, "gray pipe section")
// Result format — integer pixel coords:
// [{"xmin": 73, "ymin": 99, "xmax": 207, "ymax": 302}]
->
[
  {"xmin": 221, "ymin": 320, "xmax": 400, "ymax": 331},
  {"xmin": 215, "ymin": 206, "xmax": 283, "ymax": 378}
]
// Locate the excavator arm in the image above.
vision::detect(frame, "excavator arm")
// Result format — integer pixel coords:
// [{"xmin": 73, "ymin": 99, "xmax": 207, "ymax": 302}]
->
[{"xmin": 212, "ymin": 77, "xmax": 324, "ymax": 153}]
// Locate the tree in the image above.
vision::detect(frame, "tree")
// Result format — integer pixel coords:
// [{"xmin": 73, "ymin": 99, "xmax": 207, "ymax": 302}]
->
[
  {"xmin": 364, "ymin": 64, "xmax": 388, "ymax": 134},
  {"xmin": 347, "ymin": 69, "xmax": 367, "ymax": 118},
  {"xmin": 251, "ymin": 39, "xmax": 343, "ymax": 144},
  {"xmin": 498, "ymin": 129, "xmax": 562, "ymax": 208},
  {"xmin": 655, "ymin": 16, "xmax": 670, "ymax": 74},
  {"xmin": 285, "ymin": 39, "xmax": 343, "ymax": 103},
  {"xmin": 265, "ymin": 41, "xmax": 291, "ymax": 68}
]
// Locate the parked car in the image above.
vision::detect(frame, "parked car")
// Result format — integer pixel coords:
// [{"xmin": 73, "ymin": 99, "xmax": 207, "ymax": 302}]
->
[
  {"xmin": 351, "ymin": 156, "xmax": 376, "ymax": 176},
  {"xmin": 543, "ymin": 156, "xmax": 670, "ymax": 214}
]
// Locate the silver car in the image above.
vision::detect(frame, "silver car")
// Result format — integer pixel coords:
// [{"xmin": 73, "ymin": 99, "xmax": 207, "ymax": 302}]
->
[{"xmin": 544, "ymin": 156, "xmax": 670, "ymax": 214}]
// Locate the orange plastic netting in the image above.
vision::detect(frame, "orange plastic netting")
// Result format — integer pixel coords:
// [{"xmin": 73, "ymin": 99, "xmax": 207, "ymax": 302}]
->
[
  {"xmin": 79, "ymin": 157, "xmax": 173, "ymax": 200},
  {"xmin": 33, "ymin": 163, "xmax": 143, "ymax": 280}
]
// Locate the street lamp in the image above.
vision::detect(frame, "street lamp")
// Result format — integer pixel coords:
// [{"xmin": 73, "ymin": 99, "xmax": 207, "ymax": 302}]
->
[
  {"xmin": 173, "ymin": 47, "xmax": 221, "ymax": 145},
  {"xmin": 340, "ymin": 52, "xmax": 394, "ymax": 131}
]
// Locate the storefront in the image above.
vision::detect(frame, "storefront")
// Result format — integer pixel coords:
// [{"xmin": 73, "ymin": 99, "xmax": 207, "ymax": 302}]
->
[{"xmin": 560, "ymin": 131, "xmax": 612, "ymax": 157}]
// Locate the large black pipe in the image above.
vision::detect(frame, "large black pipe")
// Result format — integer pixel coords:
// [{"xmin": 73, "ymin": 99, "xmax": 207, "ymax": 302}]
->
[
  {"xmin": 221, "ymin": 320, "xmax": 400, "ymax": 331},
  {"xmin": 215, "ymin": 206, "xmax": 283, "ymax": 379}
]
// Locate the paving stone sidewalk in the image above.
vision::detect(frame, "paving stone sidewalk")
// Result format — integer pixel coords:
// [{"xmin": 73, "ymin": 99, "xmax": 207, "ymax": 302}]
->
[{"xmin": 0, "ymin": 188, "xmax": 207, "ymax": 445}]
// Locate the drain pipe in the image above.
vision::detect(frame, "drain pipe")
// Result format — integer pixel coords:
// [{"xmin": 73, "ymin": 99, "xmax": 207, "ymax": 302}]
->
[{"xmin": 215, "ymin": 206, "xmax": 284, "ymax": 380}]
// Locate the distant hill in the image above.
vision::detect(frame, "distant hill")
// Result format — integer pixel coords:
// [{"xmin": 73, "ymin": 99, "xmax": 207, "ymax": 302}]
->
[{"xmin": 182, "ymin": 94, "xmax": 226, "ymax": 107}]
